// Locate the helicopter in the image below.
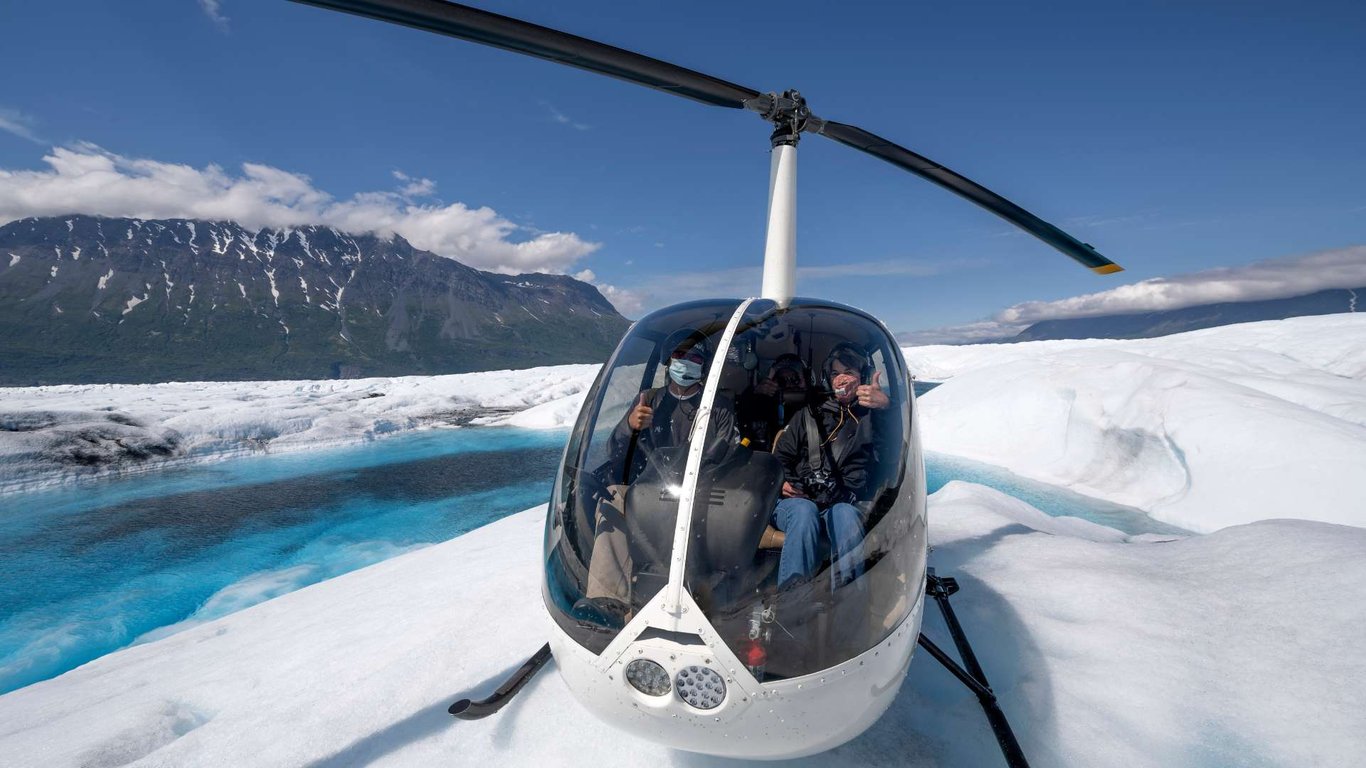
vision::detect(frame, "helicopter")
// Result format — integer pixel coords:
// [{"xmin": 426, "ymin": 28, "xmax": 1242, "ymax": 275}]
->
[{"xmin": 293, "ymin": 1, "xmax": 1122, "ymax": 762}]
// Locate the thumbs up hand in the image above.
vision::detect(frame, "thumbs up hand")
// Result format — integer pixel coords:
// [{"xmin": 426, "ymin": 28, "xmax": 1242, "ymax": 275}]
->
[
  {"xmin": 857, "ymin": 370, "xmax": 890, "ymax": 410},
  {"xmin": 628, "ymin": 392, "xmax": 654, "ymax": 430}
]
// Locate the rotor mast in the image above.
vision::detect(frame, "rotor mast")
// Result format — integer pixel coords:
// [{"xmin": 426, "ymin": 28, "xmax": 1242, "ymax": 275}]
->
[{"xmin": 750, "ymin": 91, "xmax": 812, "ymax": 306}]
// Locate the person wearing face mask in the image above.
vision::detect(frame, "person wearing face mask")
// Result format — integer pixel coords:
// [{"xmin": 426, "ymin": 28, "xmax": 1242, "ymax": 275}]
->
[
  {"xmin": 769, "ymin": 342, "xmax": 891, "ymax": 590},
  {"xmin": 608, "ymin": 328, "xmax": 740, "ymax": 475},
  {"xmin": 576, "ymin": 328, "xmax": 741, "ymax": 628}
]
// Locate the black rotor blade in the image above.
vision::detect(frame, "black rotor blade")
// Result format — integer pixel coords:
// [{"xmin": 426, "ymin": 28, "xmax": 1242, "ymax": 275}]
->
[
  {"xmin": 290, "ymin": 0, "xmax": 760, "ymax": 108},
  {"xmin": 812, "ymin": 120, "xmax": 1122, "ymax": 273},
  {"xmin": 292, "ymin": 1, "xmax": 1118, "ymax": 274}
]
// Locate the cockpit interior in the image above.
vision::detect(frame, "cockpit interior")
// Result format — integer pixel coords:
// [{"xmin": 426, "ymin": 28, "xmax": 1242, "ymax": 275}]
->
[{"xmin": 544, "ymin": 298, "xmax": 928, "ymax": 682}]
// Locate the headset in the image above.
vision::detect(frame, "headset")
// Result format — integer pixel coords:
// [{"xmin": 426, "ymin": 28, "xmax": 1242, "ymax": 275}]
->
[{"xmin": 821, "ymin": 341, "xmax": 873, "ymax": 390}]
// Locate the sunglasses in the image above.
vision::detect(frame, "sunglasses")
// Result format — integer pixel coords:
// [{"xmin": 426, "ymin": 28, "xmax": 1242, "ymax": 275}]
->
[{"xmin": 670, "ymin": 349, "xmax": 706, "ymax": 363}]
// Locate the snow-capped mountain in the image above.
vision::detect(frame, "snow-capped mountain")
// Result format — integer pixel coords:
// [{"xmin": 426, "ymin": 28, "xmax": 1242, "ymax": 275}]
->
[{"xmin": 0, "ymin": 216, "xmax": 628, "ymax": 385}]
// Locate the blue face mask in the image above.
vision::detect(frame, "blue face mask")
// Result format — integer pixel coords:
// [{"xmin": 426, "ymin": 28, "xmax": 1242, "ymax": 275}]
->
[{"xmin": 668, "ymin": 358, "xmax": 704, "ymax": 387}]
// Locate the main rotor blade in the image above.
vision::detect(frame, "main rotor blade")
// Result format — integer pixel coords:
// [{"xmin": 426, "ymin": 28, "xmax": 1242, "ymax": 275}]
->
[
  {"xmin": 290, "ymin": 0, "xmax": 761, "ymax": 108},
  {"xmin": 812, "ymin": 120, "xmax": 1122, "ymax": 273},
  {"xmin": 293, "ymin": 1, "xmax": 1119, "ymax": 274}
]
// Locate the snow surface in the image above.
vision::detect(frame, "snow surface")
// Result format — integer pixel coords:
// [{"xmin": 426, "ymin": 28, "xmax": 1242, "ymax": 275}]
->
[
  {"xmin": 2, "ymin": 315, "xmax": 1365, "ymax": 763},
  {"xmin": 4, "ymin": 315, "xmax": 1365, "ymax": 533},
  {"xmin": 903, "ymin": 315, "xmax": 1366, "ymax": 532},
  {"xmin": 1, "ymin": 485, "xmax": 1362, "ymax": 767},
  {"xmin": 0, "ymin": 365, "xmax": 598, "ymax": 493}
]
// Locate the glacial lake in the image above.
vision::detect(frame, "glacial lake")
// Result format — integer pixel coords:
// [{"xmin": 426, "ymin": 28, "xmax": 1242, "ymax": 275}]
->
[{"xmin": 0, "ymin": 419, "xmax": 1184, "ymax": 695}]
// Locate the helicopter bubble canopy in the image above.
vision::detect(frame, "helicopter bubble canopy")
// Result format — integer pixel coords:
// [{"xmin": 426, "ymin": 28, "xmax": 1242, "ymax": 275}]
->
[{"xmin": 543, "ymin": 297, "xmax": 927, "ymax": 682}]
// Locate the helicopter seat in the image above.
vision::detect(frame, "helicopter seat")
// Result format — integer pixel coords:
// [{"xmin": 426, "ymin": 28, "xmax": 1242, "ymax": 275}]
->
[
  {"xmin": 769, "ymin": 426, "xmax": 787, "ymax": 453},
  {"xmin": 692, "ymin": 449, "xmax": 783, "ymax": 572},
  {"xmin": 622, "ymin": 447, "xmax": 785, "ymax": 613},
  {"xmin": 616, "ymin": 444, "xmax": 784, "ymax": 610}
]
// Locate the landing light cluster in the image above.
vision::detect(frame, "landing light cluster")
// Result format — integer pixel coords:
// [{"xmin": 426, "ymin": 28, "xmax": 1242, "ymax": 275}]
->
[
  {"xmin": 624, "ymin": 658, "xmax": 671, "ymax": 697},
  {"xmin": 624, "ymin": 658, "xmax": 728, "ymax": 710}
]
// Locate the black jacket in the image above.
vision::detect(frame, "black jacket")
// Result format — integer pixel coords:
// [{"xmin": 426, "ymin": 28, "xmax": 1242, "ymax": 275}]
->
[
  {"xmin": 774, "ymin": 400, "xmax": 887, "ymax": 504},
  {"xmin": 609, "ymin": 386, "xmax": 739, "ymax": 483}
]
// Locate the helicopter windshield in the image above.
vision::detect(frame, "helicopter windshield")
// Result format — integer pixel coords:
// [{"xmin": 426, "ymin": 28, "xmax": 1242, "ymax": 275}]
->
[
  {"xmin": 681, "ymin": 299, "xmax": 926, "ymax": 681},
  {"xmin": 543, "ymin": 300, "xmax": 744, "ymax": 653},
  {"xmin": 542, "ymin": 297, "xmax": 926, "ymax": 675}
]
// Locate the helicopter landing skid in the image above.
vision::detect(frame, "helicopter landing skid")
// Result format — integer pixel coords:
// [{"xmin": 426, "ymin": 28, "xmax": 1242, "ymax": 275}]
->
[
  {"xmin": 919, "ymin": 568, "xmax": 1030, "ymax": 768},
  {"xmin": 448, "ymin": 643, "xmax": 553, "ymax": 720}
]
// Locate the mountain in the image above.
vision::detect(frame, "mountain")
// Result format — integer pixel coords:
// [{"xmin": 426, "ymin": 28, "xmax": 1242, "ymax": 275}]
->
[
  {"xmin": 1003, "ymin": 287, "xmax": 1362, "ymax": 343},
  {"xmin": 0, "ymin": 216, "xmax": 630, "ymax": 385}
]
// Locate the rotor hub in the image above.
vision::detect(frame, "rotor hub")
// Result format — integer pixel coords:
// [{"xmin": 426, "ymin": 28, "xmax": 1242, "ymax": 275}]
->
[{"xmin": 745, "ymin": 90, "xmax": 817, "ymax": 147}]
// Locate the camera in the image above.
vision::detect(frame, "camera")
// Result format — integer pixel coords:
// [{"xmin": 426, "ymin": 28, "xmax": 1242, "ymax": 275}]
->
[{"xmin": 797, "ymin": 468, "xmax": 846, "ymax": 508}]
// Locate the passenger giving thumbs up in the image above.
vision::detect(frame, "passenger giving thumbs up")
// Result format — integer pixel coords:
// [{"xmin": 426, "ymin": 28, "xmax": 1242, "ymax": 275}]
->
[{"xmin": 628, "ymin": 392, "xmax": 654, "ymax": 430}]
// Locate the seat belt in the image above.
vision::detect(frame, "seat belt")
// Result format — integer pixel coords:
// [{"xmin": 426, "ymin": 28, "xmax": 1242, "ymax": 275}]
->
[{"xmin": 804, "ymin": 406, "xmax": 867, "ymax": 505}]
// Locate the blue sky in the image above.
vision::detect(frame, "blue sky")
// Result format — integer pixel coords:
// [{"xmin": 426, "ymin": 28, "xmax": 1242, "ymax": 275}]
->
[{"xmin": 2, "ymin": 0, "xmax": 1363, "ymax": 338}]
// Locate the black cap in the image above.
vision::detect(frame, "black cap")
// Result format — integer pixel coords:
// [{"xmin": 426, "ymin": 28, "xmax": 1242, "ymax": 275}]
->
[{"xmin": 662, "ymin": 328, "xmax": 709, "ymax": 361}]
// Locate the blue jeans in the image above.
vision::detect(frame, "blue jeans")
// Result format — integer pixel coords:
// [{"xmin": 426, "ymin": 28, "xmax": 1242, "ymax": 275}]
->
[{"xmin": 772, "ymin": 497, "xmax": 866, "ymax": 589}]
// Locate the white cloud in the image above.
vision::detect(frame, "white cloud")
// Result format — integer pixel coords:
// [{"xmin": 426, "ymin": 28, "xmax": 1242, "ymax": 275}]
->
[
  {"xmin": 797, "ymin": 257, "xmax": 991, "ymax": 279},
  {"xmin": 997, "ymin": 246, "xmax": 1366, "ymax": 325},
  {"xmin": 585, "ymin": 257, "xmax": 983, "ymax": 319},
  {"xmin": 198, "ymin": 0, "xmax": 230, "ymax": 31},
  {"xmin": 573, "ymin": 269, "xmax": 644, "ymax": 317},
  {"xmin": 897, "ymin": 320, "xmax": 1027, "ymax": 346},
  {"xmin": 0, "ymin": 107, "xmax": 43, "ymax": 144},
  {"xmin": 541, "ymin": 102, "xmax": 590, "ymax": 131},
  {"xmin": 900, "ymin": 245, "xmax": 1366, "ymax": 345},
  {"xmin": 563, "ymin": 266, "xmax": 748, "ymax": 319},
  {"xmin": 597, "ymin": 284, "xmax": 645, "ymax": 317},
  {"xmin": 0, "ymin": 143, "xmax": 601, "ymax": 274},
  {"xmin": 391, "ymin": 170, "xmax": 435, "ymax": 199}
]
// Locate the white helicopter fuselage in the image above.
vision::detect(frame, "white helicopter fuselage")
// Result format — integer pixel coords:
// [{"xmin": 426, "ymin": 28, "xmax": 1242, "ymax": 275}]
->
[
  {"xmin": 547, "ymin": 578, "xmax": 924, "ymax": 758},
  {"xmin": 541, "ymin": 293, "xmax": 929, "ymax": 758}
]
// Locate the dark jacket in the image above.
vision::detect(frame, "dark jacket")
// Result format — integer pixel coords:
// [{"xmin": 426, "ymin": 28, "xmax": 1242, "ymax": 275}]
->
[
  {"xmin": 774, "ymin": 400, "xmax": 885, "ymax": 504},
  {"xmin": 609, "ymin": 386, "xmax": 739, "ymax": 483}
]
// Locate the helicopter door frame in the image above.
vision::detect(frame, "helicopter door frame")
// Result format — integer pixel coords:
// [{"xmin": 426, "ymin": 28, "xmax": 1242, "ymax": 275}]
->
[
  {"xmin": 616, "ymin": 333, "xmax": 667, "ymax": 486},
  {"xmin": 659, "ymin": 300, "xmax": 754, "ymax": 619}
]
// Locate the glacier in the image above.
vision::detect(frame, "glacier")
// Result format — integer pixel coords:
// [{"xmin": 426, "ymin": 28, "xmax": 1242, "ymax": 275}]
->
[{"xmin": 0, "ymin": 314, "xmax": 1364, "ymax": 765}]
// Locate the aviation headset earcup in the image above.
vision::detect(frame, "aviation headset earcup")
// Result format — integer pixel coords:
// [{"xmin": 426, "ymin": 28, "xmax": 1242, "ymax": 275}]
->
[
  {"xmin": 823, "ymin": 342, "xmax": 872, "ymax": 388},
  {"xmin": 726, "ymin": 342, "xmax": 759, "ymax": 371}
]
